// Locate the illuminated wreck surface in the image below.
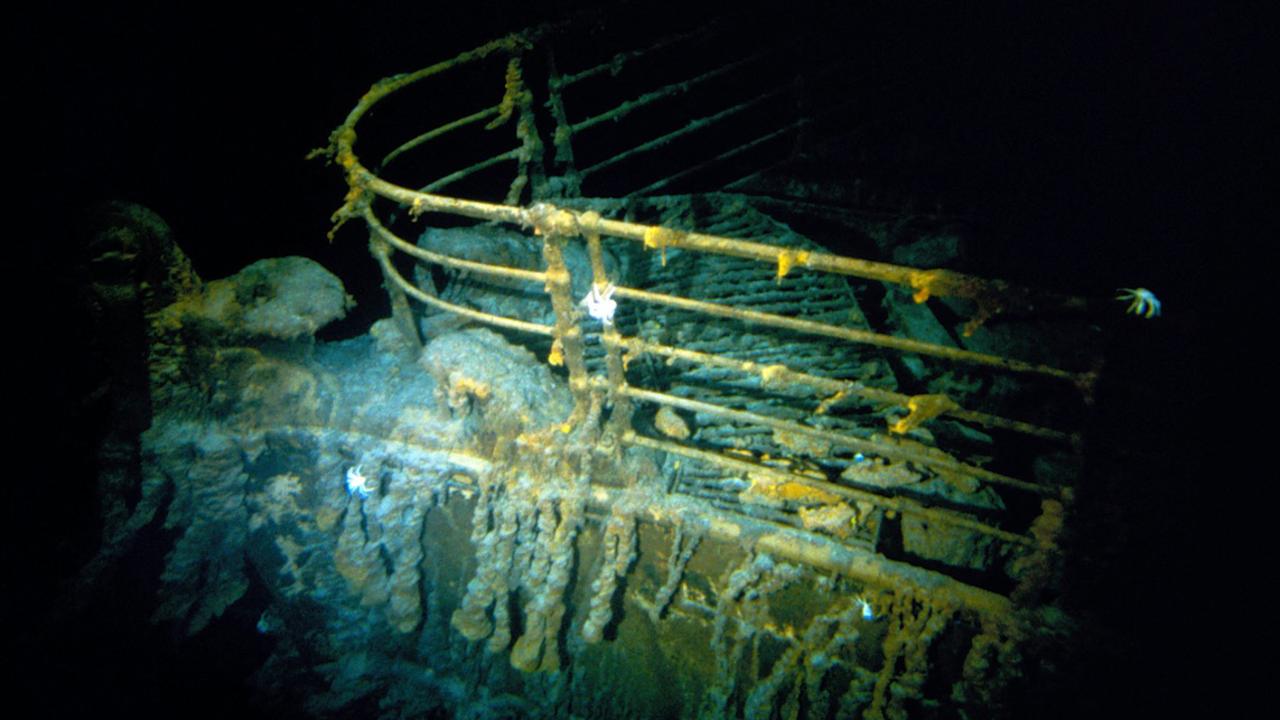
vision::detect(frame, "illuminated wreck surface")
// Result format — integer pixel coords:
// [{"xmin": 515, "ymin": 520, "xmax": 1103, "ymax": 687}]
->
[
  {"xmin": 64, "ymin": 196, "xmax": 1091, "ymax": 719},
  {"xmin": 33, "ymin": 5, "xmax": 1211, "ymax": 719}
]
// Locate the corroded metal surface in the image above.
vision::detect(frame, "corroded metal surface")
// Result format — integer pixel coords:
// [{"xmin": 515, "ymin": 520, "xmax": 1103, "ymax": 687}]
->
[
  {"xmin": 281, "ymin": 15, "xmax": 1104, "ymax": 716},
  {"xmin": 72, "ymin": 14, "xmax": 1111, "ymax": 712}
]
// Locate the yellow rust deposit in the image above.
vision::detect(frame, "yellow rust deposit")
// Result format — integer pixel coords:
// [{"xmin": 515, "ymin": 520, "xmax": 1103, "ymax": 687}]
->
[
  {"xmin": 654, "ymin": 405, "xmax": 691, "ymax": 439},
  {"xmin": 742, "ymin": 471, "xmax": 842, "ymax": 508},
  {"xmin": 814, "ymin": 388, "xmax": 849, "ymax": 415},
  {"xmin": 775, "ymin": 248, "xmax": 811, "ymax": 284},
  {"xmin": 443, "ymin": 374, "xmax": 491, "ymax": 411},
  {"xmin": 907, "ymin": 267, "xmax": 1024, "ymax": 335},
  {"xmin": 758, "ymin": 363, "xmax": 788, "ymax": 388},
  {"xmin": 642, "ymin": 226, "xmax": 683, "ymax": 266},
  {"xmin": 797, "ymin": 502, "xmax": 858, "ymax": 538},
  {"xmin": 528, "ymin": 203, "xmax": 581, "ymax": 238},
  {"xmin": 485, "ymin": 56, "xmax": 524, "ymax": 130},
  {"xmin": 890, "ymin": 393, "xmax": 961, "ymax": 434}
]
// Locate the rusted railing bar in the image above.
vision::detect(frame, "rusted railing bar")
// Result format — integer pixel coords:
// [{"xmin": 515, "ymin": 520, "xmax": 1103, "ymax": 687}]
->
[
  {"xmin": 693, "ymin": 494, "xmax": 801, "ymax": 529},
  {"xmin": 627, "ymin": 117, "xmax": 811, "ymax": 197},
  {"xmin": 381, "ymin": 106, "xmax": 503, "ymax": 168},
  {"xmin": 576, "ymin": 213, "xmax": 1091, "ymax": 342},
  {"xmin": 609, "ymin": 336, "xmax": 1073, "ymax": 443},
  {"xmin": 337, "ymin": 28, "xmax": 563, "ymax": 126},
  {"xmin": 578, "ymin": 88, "xmax": 785, "ymax": 179},
  {"xmin": 340, "ymin": 167, "xmax": 1084, "ymax": 383},
  {"xmin": 359, "ymin": 173, "xmax": 528, "ymax": 226},
  {"xmin": 364, "ymin": 207, "xmax": 547, "ymax": 285},
  {"xmin": 721, "ymin": 96, "xmax": 868, "ymax": 191},
  {"xmin": 622, "ymin": 385, "xmax": 1054, "ymax": 497},
  {"xmin": 949, "ymin": 408, "xmax": 1075, "ymax": 444},
  {"xmin": 602, "ymin": 220, "xmax": 900, "ymax": 283},
  {"xmin": 349, "ymin": 191, "xmax": 1081, "ymax": 385},
  {"xmin": 372, "ymin": 244, "xmax": 555, "ymax": 337},
  {"xmin": 558, "ymin": 26, "xmax": 713, "ymax": 87},
  {"xmin": 368, "ymin": 239, "xmax": 422, "ymax": 350},
  {"xmin": 611, "ymin": 334, "xmax": 898, "ymax": 405},
  {"xmin": 570, "ymin": 49, "xmax": 776, "ymax": 135},
  {"xmin": 612, "ymin": 283, "xmax": 1075, "ymax": 381},
  {"xmin": 625, "ymin": 432, "xmax": 1034, "ymax": 547},
  {"xmin": 419, "ymin": 147, "xmax": 522, "ymax": 194},
  {"xmin": 715, "ymin": 292, "xmax": 852, "ymax": 314}
]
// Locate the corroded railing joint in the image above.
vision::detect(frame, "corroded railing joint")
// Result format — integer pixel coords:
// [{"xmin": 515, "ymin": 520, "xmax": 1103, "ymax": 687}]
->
[{"xmin": 538, "ymin": 230, "xmax": 592, "ymax": 428}]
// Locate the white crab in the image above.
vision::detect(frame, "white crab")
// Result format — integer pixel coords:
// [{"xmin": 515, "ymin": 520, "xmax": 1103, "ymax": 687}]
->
[
  {"xmin": 1116, "ymin": 287, "xmax": 1161, "ymax": 319},
  {"xmin": 855, "ymin": 595, "xmax": 876, "ymax": 621},
  {"xmin": 345, "ymin": 465, "xmax": 374, "ymax": 498},
  {"xmin": 581, "ymin": 282, "xmax": 617, "ymax": 325}
]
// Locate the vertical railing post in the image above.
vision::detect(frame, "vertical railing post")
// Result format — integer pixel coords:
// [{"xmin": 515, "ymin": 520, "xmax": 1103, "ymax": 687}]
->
[
  {"xmin": 534, "ymin": 209, "xmax": 592, "ymax": 429},
  {"xmin": 495, "ymin": 49, "xmax": 547, "ymax": 206},
  {"xmin": 580, "ymin": 211, "xmax": 633, "ymax": 440},
  {"xmin": 544, "ymin": 50, "xmax": 582, "ymax": 199},
  {"xmin": 370, "ymin": 233, "xmax": 422, "ymax": 354}
]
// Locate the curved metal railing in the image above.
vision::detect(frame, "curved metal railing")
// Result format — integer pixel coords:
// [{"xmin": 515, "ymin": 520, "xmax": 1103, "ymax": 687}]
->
[{"xmin": 315, "ymin": 19, "xmax": 1096, "ymax": 611}]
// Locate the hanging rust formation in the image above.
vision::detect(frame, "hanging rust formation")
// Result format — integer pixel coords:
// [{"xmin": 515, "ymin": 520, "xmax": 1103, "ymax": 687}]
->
[{"xmin": 309, "ymin": 12, "xmax": 1102, "ymax": 717}]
